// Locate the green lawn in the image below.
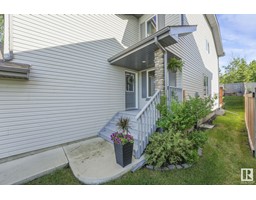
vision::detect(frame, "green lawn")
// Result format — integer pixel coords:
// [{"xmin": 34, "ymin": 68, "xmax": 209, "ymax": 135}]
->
[
  {"xmin": 26, "ymin": 167, "xmax": 80, "ymax": 185},
  {"xmin": 27, "ymin": 96, "xmax": 256, "ymax": 185}
]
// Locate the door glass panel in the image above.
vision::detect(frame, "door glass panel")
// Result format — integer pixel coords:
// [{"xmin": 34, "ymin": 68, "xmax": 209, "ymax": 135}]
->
[{"xmin": 126, "ymin": 73, "xmax": 134, "ymax": 92}]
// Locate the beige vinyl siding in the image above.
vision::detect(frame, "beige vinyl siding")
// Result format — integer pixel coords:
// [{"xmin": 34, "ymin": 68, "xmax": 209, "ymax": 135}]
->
[
  {"xmin": 0, "ymin": 14, "xmax": 139, "ymax": 159},
  {"xmin": 165, "ymin": 14, "xmax": 219, "ymax": 109}
]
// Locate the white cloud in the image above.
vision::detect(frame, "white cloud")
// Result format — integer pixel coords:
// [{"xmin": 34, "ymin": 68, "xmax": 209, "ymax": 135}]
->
[
  {"xmin": 218, "ymin": 14, "xmax": 256, "ymax": 34},
  {"xmin": 217, "ymin": 14, "xmax": 256, "ymax": 69}
]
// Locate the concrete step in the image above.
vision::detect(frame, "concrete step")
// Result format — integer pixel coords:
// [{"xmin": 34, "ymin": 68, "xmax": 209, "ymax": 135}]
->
[
  {"xmin": 98, "ymin": 109, "xmax": 151, "ymax": 159},
  {"xmin": 99, "ymin": 130, "xmax": 113, "ymax": 143},
  {"xmin": 118, "ymin": 110, "xmax": 140, "ymax": 117}
]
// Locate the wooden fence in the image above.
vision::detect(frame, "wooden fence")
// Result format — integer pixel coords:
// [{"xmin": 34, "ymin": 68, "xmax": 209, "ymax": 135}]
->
[
  {"xmin": 219, "ymin": 86, "xmax": 224, "ymax": 107},
  {"xmin": 244, "ymin": 92, "xmax": 256, "ymax": 156}
]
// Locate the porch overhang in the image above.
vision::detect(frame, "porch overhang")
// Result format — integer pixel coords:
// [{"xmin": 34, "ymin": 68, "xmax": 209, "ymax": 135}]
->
[{"xmin": 108, "ymin": 25, "xmax": 197, "ymax": 70}]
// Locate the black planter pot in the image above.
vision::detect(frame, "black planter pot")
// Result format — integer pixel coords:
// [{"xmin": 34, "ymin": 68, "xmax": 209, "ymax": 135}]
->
[
  {"xmin": 156, "ymin": 127, "xmax": 166, "ymax": 133},
  {"xmin": 114, "ymin": 142, "xmax": 133, "ymax": 167}
]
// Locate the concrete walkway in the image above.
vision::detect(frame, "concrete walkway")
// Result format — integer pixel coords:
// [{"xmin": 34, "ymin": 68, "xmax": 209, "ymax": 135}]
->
[
  {"xmin": 0, "ymin": 148, "xmax": 68, "ymax": 185},
  {"xmin": 63, "ymin": 137, "xmax": 144, "ymax": 184},
  {"xmin": 0, "ymin": 137, "xmax": 144, "ymax": 185}
]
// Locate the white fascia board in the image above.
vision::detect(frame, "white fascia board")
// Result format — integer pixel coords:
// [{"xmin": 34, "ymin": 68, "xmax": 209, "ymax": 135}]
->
[
  {"xmin": 169, "ymin": 25, "xmax": 197, "ymax": 38},
  {"xmin": 3, "ymin": 14, "xmax": 13, "ymax": 61}
]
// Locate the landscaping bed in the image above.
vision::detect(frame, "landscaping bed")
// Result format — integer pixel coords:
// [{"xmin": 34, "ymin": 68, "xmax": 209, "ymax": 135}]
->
[{"xmin": 27, "ymin": 96, "xmax": 256, "ymax": 185}]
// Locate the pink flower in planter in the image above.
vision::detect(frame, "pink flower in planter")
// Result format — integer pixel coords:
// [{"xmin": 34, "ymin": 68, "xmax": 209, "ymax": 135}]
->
[{"xmin": 111, "ymin": 131, "xmax": 134, "ymax": 145}]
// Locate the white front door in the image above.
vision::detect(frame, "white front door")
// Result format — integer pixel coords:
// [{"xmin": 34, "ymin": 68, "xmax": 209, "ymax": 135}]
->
[{"xmin": 125, "ymin": 72, "xmax": 136, "ymax": 110}]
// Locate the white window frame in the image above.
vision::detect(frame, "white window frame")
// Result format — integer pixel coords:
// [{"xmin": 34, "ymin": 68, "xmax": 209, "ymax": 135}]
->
[
  {"xmin": 146, "ymin": 69, "xmax": 156, "ymax": 98},
  {"xmin": 145, "ymin": 15, "xmax": 158, "ymax": 37}
]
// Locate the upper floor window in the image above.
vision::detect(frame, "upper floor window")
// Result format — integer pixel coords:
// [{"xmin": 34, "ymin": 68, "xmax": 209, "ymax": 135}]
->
[
  {"xmin": 146, "ymin": 15, "xmax": 157, "ymax": 37},
  {"xmin": 140, "ymin": 15, "xmax": 158, "ymax": 40},
  {"xmin": 206, "ymin": 40, "xmax": 210, "ymax": 54}
]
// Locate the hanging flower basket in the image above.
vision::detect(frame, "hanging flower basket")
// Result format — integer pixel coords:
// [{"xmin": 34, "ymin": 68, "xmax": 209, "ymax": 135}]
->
[{"xmin": 167, "ymin": 57, "xmax": 184, "ymax": 72}]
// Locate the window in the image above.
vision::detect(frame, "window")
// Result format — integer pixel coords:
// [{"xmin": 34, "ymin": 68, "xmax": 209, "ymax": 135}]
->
[
  {"xmin": 206, "ymin": 40, "xmax": 210, "ymax": 54},
  {"xmin": 203, "ymin": 75, "xmax": 209, "ymax": 96},
  {"xmin": 146, "ymin": 15, "xmax": 157, "ymax": 37},
  {"xmin": 139, "ymin": 15, "xmax": 158, "ymax": 40},
  {"xmin": 147, "ymin": 70, "xmax": 155, "ymax": 97},
  {"xmin": 126, "ymin": 73, "xmax": 135, "ymax": 92}
]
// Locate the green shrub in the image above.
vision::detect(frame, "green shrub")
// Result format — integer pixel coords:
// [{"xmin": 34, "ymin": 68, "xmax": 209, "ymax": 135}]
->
[
  {"xmin": 148, "ymin": 95, "xmax": 211, "ymax": 168},
  {"xmin": 189, "ymin": 131, "xmax": 208, "ymax": 149},
  {"xmin": 157, "ymin": 95, "xmax": 214, "ymax": 132},
  {"xmin": 145, "ymin": 130, "xmax": 199, "ymax": 167},
  {"xmin": 156, "ymin": 95, "xmax": 171, "ymax": 130}
]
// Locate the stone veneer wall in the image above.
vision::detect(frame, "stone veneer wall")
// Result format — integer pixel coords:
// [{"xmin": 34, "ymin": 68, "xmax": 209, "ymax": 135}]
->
[{"xmin": 154, "ymin": 49, "xmax": 165, "ymax": 93}]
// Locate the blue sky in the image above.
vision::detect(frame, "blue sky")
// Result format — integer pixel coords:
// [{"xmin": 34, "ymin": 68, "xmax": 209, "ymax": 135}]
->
[{"xmin": 217, "ymin": 14, "xmax": 256, "ymax": 70}]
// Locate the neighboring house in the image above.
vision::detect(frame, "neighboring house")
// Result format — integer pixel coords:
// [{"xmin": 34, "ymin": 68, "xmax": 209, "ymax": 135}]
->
[{"xmin": 0, "ymin": 14, "xmax": 224, "ymax": 160}]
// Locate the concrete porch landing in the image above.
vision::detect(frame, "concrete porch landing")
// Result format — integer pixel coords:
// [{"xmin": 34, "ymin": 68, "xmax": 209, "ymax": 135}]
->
[{"xmin": 63, "ymin": 137, "xmax": 144, "ymax": 185}]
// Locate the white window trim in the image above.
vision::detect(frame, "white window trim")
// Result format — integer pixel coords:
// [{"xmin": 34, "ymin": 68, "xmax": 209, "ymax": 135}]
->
[
  {"xmin": 146, "ymin": 69, "xmax": 156, "ymax": 98},
  {"xmin": 3, "ymin": 14, "xmax": 13, "ymax": 60},
  {"xmin": 145, "ymin": 15, "xmax": 158, "ymax": 38},
  {"xmin": 203, "ymin": 75, "xmax": 209, "ymax": 96}
]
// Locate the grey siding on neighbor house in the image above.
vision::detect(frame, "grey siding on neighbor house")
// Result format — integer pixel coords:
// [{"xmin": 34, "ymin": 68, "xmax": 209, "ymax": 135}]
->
[
  {"xmin": 165, "ymin": 14, "xmax": 181, "ymax": 26},
  {"xmin": 165, "ymin": 14, "xmax": 219, "ymax": 109},
  {"xmin": 0, "ymin": 14, "xmax": 139, "ymax": 159},
  {"xmin": 158, "ymin": 14, "xmax": 165, "ymax": 30}
]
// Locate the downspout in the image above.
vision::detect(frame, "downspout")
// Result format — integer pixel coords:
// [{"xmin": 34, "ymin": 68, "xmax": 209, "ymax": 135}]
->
[{"xmin": 154, "ymin": 37, "xmax": 168, "ymax": 95}]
